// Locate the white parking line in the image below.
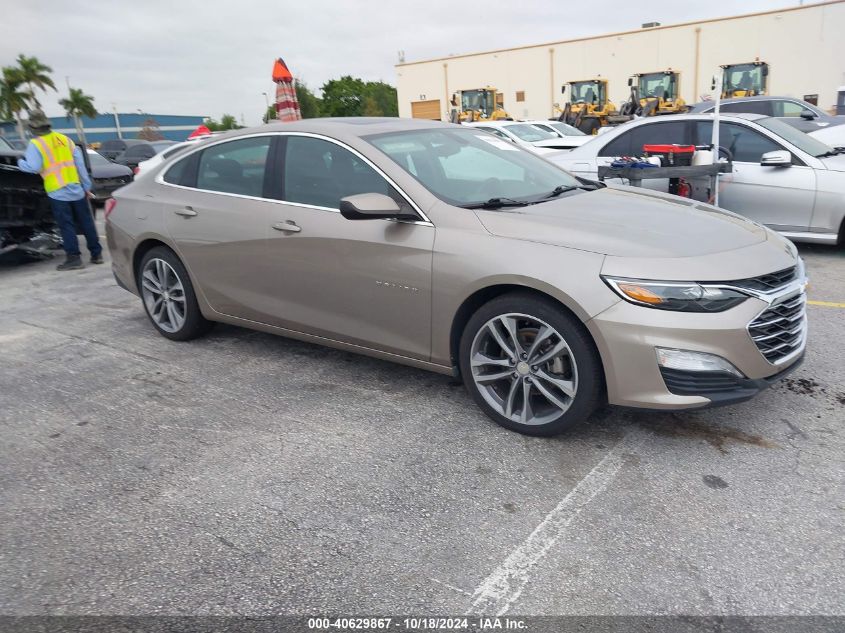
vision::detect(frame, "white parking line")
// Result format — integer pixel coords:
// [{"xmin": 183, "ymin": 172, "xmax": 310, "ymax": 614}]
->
[{"xmin": 468, "ymin": 429, "xmax": 645, "ymax": 615}]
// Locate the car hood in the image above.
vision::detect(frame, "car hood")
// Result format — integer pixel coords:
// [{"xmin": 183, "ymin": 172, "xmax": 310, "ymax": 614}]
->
[
  {"xmin": 91, "ymin": 162, "xmax": 133, "ymax": 178},
  {"xmin": 474, "ymin": 185, "xmax": 770, "ymax": 259},
  {"xmin": 818, "ymin": 154, "xmax": 845, "ymax": 171}
]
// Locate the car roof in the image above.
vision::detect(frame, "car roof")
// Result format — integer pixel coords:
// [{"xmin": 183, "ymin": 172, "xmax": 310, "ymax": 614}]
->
[
  {"xmin": 688, "ymin": 96, "xmax": 812, "ymax": 112},
  {"xmin": 209, "ymin": 117, "xmax": 463, "ymax": 144}
]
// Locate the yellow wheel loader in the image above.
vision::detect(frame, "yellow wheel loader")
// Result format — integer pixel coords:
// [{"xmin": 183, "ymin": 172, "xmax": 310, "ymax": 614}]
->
[
  {"xmin": 558, "ymin": 79, "xmax": 630, "ymax": 134},
  {"xmin": 619, "ymin": 70, "xmax": 688, "ymax": 117},
  {"xmin": 721, "ymin": 61, "xmax": 769, "ymax": 98},
  {"xmin": 449, "ymin": 87, "xmax": 510, "ymax": 122}
]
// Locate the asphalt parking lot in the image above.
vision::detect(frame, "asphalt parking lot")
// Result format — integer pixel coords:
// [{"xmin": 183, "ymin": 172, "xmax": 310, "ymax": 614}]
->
[{"xmin": 1, "ymin": 234, "xmax": 843, "ymax": 618}]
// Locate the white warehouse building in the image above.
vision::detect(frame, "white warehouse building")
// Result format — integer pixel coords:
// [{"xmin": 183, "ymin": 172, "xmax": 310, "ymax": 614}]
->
[{"xmin": 395, "ymin": 0, "xmax": 845, "ymax": 121}]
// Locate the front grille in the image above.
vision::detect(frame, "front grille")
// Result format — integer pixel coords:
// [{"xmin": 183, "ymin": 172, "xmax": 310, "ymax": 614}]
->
[
  {"xmin": 748, "ymin": 293, "xmax": 806, "ymax": 363},
  {"xmin": 97, "ymin": 177, "xmax": 131, "ymax": 187},
  {"xmin": 728, "ymin": 266, "xmax": 797, "ymax": 292}
]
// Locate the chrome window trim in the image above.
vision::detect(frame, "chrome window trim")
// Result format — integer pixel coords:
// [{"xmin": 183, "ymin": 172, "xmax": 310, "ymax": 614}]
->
[{"xmin": 155, "ymin": 131, "xmax": 433, "ymax": 226}]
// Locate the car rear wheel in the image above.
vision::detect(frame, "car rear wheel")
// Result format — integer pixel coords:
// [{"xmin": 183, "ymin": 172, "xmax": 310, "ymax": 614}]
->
[
  {"xmin": 459, "ymin": 293, "xmax": 602, "ymax": 436},
  {"xmin": 138, "ymin": 246, "xmax": 213, "ymax": 341}
]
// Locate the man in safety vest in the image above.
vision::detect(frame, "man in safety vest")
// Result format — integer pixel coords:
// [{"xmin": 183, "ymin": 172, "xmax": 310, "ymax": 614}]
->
[{"xmin": 17, "ymin": 110, "xmax": 103, "ymax": 270}]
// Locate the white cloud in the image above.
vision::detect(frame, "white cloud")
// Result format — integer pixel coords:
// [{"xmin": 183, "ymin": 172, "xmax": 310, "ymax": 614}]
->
[{"xmin": 0, "ymin": 0, "xmax": 813, "ymax": 126}]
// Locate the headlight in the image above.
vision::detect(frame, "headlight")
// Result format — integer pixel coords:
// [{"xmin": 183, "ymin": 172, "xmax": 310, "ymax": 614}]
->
[{"xmin": 602, "ymin": 276, "xmax": 748, "ymax": 312}]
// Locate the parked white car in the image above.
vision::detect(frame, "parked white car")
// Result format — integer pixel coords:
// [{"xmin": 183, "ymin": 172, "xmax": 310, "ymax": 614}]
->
[
  {"xmin": 134, "ymin": 134, "xmax": 218, "ymax": 178},
  {"xmin": 527, "ymin": 120, "xmax": 593, "ymax": 148},
  {"xmin": 463, "ymin": 120, "xmax": 588, "ymax": 154},
  {"xmin": 548, "ymin": 113, "xmax": 845, "ymax": 245}
]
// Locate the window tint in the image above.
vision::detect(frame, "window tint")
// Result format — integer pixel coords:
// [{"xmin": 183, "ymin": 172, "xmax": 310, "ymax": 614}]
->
[
  {"xmin": 693, "ymin": 122, "xmax": 781, "ymax": 162},
  {"xmin": 599, "ymin": 121, "xmax": 689, "ymax": 157},
  {"xmin": 283, "ymin": 136, "xmax": 400, "ymax": 210},
  {"xmin": 438, "ymin": 145, "xmax": 524, "ymax": 182},
  {"xmin": 367, "ymin": 128, "xmax": 580, "ymax": 207},
  {"xmin": 773, "ymin": 100, "xmax": 807, "ymax": 117},
  {"xmin": 721, "ymin": 100, "xmax": 771, "ymax": 115},
  {"xmin": 163, "ymin": 153, "xmax": 192, "ymax": 185},
  {"xmin": 196, "ymin": 136, "xmax": 270, "ymax": 196},
  {"xmin": 505, "ymin": 124, "xmax": 557, "ymax": 142}
]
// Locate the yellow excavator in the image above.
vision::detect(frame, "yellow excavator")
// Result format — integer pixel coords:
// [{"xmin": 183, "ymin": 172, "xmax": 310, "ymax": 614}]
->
[
  {"xmin": 721, "ymin": 61, "xmax": 769, "ymax": 98},
  {"xmin": 450, "ymin": 87, "xmax": 510, "ymax": 122},
  {"xmin": 620, "ymin": 70, "xmax": 688, "ymax": 116},
  {"xmin": 557, "ymin": 79, "xmax": 630, "ymax": 134}
]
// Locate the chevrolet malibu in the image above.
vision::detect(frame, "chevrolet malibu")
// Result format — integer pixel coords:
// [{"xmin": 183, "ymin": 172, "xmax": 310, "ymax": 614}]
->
[{"xmin": 106, "ymin": 118, "xmax": 807, "ymax": 436}]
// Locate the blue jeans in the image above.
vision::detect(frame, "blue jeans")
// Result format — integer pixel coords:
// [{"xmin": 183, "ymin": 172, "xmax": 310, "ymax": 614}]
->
[{"xmin": 49, "ymin": 196, "xmax": 102, "ymax": 259}]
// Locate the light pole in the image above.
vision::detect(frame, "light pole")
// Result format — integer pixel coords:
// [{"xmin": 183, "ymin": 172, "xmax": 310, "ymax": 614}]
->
[{"xmin": 262, "ymin": 92, "xmax": 273, "ymax": 123}]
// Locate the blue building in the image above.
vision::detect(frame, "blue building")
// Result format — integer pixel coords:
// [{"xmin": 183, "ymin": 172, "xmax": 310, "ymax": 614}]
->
[{"xmin": 0, "ymin": 112, "xmax": 206, "ymax": 145}]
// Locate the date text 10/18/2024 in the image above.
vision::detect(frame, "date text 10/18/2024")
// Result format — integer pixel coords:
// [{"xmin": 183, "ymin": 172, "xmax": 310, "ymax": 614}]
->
[{"xmin": 307, "ymin": 617, "xmax": 528, "ymax": 630}]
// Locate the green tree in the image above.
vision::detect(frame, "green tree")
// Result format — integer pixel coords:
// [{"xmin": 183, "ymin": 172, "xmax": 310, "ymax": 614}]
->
[
  {"xmin": 205, "ymin": 114, "xmax": 241, "ymax": 131},
  {"xmin": 320, "ymin": 76, "xmax": 397, "ymax": 118},
  {"xmin": 263, "ymin": 105, "xmax": 276, "ymax": 123},
  {"xmin": 0, "ymin": 67, "xmax": 28, "ymax": 139},
  {"xmin": 364, "ymin": 81, "xmax": 398, "ymax": 117},
  {"xmin": 320, "ymin": 76, "xmax": 366, "ymax": 117},
  {"xmin": 15, "ymin": 54, "xmax": 56, "ymax": 107},
  {"xmin": 294, "ymin": 81, "xmax": 322, "ymax": 118},
  {"xmin": 59, "ymin": 87, "xmax": 97, "ymax": 147}
]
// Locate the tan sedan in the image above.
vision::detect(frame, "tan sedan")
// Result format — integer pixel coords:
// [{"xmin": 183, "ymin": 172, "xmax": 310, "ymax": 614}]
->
[{"xmin": 105, "ymin": 118, "xmax": 807, "ymax": 436}]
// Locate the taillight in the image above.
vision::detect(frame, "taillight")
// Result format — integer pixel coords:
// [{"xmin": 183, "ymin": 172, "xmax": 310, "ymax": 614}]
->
[
  {"xmin": 133, "ymin": 166, "xmax": 140, "ymax": 175},
  {"xmin": 104, "ymin": 198, "xmax": 117, "ymax": 220}
]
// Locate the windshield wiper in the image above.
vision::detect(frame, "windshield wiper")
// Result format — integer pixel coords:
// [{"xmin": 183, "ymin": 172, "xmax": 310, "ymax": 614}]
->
[
  {"xmin": 817, "ymin": 147, "xmax": 845, "ymax": 158},
  {"xmin": 461, "ymin": 197, "xmax": 531, "ymax": 209},
  {"xmin": 538, "ymin": 183, "xmax": 600, "ymax": 200}
]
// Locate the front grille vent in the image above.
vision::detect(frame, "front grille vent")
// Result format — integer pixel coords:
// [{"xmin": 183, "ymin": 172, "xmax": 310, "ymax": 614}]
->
[
  {"xmin": 728, "ymin": 266, "xmax": 797, "ymax": 292},
  {"xmin": 748, "ymin": 293, "xmax": 806, "ymax": 363}
]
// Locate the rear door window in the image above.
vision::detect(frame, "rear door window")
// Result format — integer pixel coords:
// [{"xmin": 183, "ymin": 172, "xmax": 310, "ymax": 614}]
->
[
  {"xmin": 721, "ymin": 101, "xmax": 772, "ymax": 115},
  {"xmin": 196, "ymin": 136, "xmax": 271, "ymax": 197},
  {"xmin": 599, "ymin": 120, "xmax": 690, "ymax": 157}
]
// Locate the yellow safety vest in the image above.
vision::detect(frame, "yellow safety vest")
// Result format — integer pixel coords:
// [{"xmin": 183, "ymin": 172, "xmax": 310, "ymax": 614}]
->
[{"xmin": 32, "ymin": 132, "xmax": 80, "ymax": 193}]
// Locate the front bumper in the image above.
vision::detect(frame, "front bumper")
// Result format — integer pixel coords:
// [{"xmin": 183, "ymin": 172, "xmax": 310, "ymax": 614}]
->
[
  {"xmin": 586, "ymin": 290, "xmax": 807, "ymax": 409},
  {"xmin": 659, "ymin": 353, "xmax": 804, "ymax": 408}
]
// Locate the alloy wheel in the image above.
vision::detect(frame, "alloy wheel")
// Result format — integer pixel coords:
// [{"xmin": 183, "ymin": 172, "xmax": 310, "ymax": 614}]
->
[
  {"xmin": 140, "ymin": 258, "xmax": 187, "ymax": 333},
  {"xmin": 470, "ymin": 313, "xmax": 578, "ymax": 426}
]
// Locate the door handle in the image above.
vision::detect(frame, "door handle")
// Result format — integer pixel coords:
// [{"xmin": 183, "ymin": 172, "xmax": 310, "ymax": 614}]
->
[
  {"xmin": 174, "ymin": 206, "xmax": 197, "ymax": 217},
  {"xmin": 272, "ymin": 221, "xmax": 301, "ymax": 233}
]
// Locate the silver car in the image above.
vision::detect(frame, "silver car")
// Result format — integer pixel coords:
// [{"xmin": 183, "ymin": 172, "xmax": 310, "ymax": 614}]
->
[
  {"xmin": 106, "ymin": 118, "xmax": 807, "ymax": 436},
  {"xmin": 549, "ymin": 113, "xmax": 845, "ymax": 245}
]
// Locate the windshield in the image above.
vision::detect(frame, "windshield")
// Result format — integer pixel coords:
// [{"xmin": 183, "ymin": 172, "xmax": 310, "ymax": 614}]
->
[
  {"xmin": 505, "ymin": 124, "xmax": 557, "ymax": 142},
  {"xmin": 639, "ymin": 73, "xmax": 675, "ymax": 99},
  {"xmin": 86, "ymin": 151, "xmax": 111, "ymax": 166},
  {"xmin": 723, "ymin": 64, "xmax": 766, "ymax": 95},
  {"xmin": 756, "ymin": 117, "xmax": 833, "ymax": 157},
  {"xmin": 548, "ymin": 122, "xmax": 586, "ymax": 137},
  {"xmin": 570, "ymin": 82, "xmax": 602, "ymax": 104},
  {"xmin": 0, "ymin": 137, "xmax": 11, "ymax": 150},
  {"xmin": 461, "ymin": 90, "xmax": 495, "ymax": 117},
  {"xmin": 365, "ymin": 128, "xmax": 580, "ymax": 207}
]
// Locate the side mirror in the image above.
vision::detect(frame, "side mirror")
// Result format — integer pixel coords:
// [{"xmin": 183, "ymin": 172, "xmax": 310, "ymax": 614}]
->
[
  {"xmin": 760, "ymin": 150, "xmax": 792, "ymax": 167},
  {"xmin": 800, "ymin": 109, "xmax": 817, "ymax": 120},
  {"xmin": 339, "ymin": 193, "xmax": 415, "ymax": 221},
  {"xmin": 627, "ymin": 77, "xmax": 633, "ymax": 87},
  {"xmin": 560, "ymin": 85, "xmax": 566, "ymax": 95}
]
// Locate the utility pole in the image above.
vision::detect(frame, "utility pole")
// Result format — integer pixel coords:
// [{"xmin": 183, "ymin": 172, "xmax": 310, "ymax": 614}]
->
[{"xmin": 112, "ymin": 103, "xmax": 123, "ymax": 140}]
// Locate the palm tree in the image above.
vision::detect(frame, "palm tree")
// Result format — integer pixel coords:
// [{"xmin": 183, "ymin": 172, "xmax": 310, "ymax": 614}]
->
[
  {"xmin": 0, "ymin": 66, "xmax": 29, "ymax": 140},
  {"xmin": 59, "ymin": 87, "xmax": 97, "ymax": 147},
  {"xmin": 15, "ymin": 54, "xmax": 56, "ymax": 107}
]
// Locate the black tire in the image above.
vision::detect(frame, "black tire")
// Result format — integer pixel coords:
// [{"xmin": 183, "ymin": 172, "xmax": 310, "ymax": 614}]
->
[
  {"xmin": 459, "ymin": 293, "xmax": 603, "ymax": 436},
  {"xmin": 137, "ymin": 246, "xmax": 213, "ymax": 341}
]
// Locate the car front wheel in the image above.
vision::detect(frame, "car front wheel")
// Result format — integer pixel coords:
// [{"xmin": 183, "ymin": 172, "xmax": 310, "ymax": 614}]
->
[{"xmin": 460, "ymin": 293, "xmax": 602, "ymax": 436}]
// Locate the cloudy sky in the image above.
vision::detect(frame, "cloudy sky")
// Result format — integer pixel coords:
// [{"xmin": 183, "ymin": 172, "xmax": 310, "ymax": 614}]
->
[{"xmin": 1, "ymin": 0, "xmax": 817, "ymax": 125}]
